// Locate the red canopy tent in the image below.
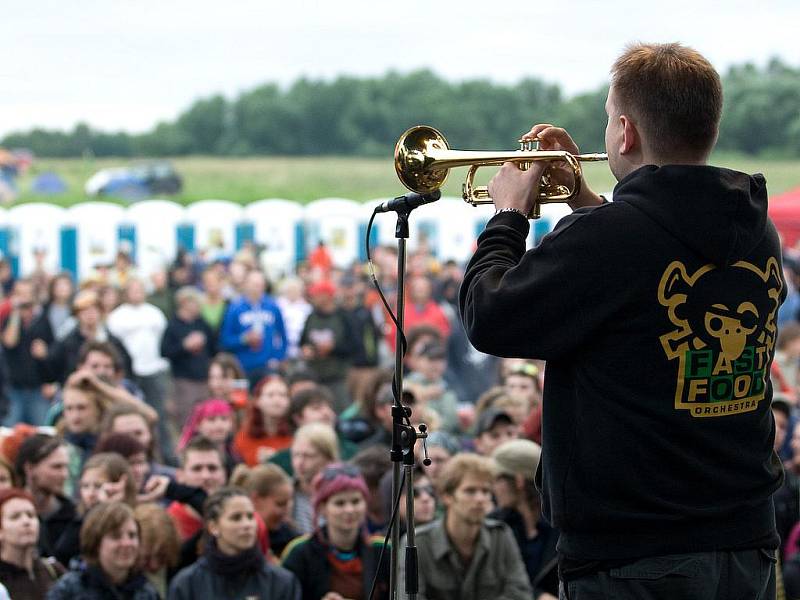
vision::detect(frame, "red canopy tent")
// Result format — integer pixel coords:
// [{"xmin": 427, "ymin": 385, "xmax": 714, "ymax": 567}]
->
[{"xmin": 768, "ymin": 186, "xmax": 800, "ymax": 248}]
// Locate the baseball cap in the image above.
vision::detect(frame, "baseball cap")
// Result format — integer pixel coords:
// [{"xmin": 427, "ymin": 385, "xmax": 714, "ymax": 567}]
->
[
  {"xmin": 475, "ymin": 407, "xmax": 513, "ymax": 436},
  {"xmin": 491, "ymin": 439, "xmax": 541, "ymax": 478}
]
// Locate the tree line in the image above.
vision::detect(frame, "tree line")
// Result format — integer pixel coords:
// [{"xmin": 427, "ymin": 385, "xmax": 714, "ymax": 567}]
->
[{"xmin": 4, "ymin": 59, "xmax": 799, "ymax": 158}]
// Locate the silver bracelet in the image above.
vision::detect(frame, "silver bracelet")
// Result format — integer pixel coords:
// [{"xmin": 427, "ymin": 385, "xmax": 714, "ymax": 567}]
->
[{"xmin": 494, "ymin": 207, "xmax": 526, "ymax": 217}]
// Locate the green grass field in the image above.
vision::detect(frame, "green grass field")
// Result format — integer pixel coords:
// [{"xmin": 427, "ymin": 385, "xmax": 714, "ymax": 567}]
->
[{"xmin": 11, "ymin": 153, "xmax": 800, "ymax": 207}]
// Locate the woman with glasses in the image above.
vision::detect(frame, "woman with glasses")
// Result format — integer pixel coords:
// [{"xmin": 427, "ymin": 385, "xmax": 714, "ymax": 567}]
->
[
  {"xmin": 281, "ymin": 463, "xmax": 390, "ymax": 600},
  {"xmin": 167, "ymin": 487, "xmax": 301, "ymax": 600}
]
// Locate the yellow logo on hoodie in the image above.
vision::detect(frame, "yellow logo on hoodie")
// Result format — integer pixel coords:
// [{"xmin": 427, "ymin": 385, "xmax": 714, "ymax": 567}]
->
[{"xmin": 657, "ymin": 258, "xmax": 783, "ymax": 417}]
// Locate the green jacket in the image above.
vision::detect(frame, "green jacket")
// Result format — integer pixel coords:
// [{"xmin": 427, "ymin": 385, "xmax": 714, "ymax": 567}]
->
[{"xmin": 398, "ymin": 517, "xmax": 532, "ymax": 600}]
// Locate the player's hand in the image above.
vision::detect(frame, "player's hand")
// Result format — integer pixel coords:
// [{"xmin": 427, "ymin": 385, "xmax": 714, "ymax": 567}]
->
[
  {"xmin": 488, "ymin": 160, "xmax": 547, "ymax": 217},
  {"xmin": 522, "ymin": 123, "xmax": 603, "ymax": 210}
]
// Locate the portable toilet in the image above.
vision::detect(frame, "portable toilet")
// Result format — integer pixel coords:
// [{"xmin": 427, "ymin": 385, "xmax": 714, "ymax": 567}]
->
[
  {"xmin": 63, "ymin": 202, "xmax": 126, "ymax": 281},
  {"xmin": 303, "ymin": 198, "xmax": 364, "ymax": 268},
  {"xmin": 6, "ymin": 203, "xmax": 66, "ymax": 277},
  {"xmin": 244, "ymin": 199, "xmax": 305, "ymax": 279},
  {"xmin": 124, "ymin": 199, "xmax": 185, "ymax": 277},
  {"xmin": 184, "ymin": 200, "xmax": 244, "ymax": 263}
]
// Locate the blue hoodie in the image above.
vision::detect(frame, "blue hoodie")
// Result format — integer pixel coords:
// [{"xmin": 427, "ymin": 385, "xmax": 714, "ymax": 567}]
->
[{"xmin": 220, "ymin": 294, "xmax": 287, "ymax": 373}]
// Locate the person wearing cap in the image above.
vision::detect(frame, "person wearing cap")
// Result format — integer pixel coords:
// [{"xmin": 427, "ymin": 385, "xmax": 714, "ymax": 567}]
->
[
  {"xmin": 281, "ymin": 462, "xmax": 390, "ymax": 600},
  {"xmin": 300, "ymin": 279, "xmax": 358, "ymax": 414},
  {"xmin": 161, "ymin": 286, "xmax": 216, "ymax": 428},
  {"xmin": 489, "ymin": 439, "xmax": 558, "ymax": 600},
  {"xmin": 405, "ymin": 341, "xmax": 460, "ymax": 434},
  {"xmin": 42, "ymin": 288, "xmax": 132, "ymax": 385},
  {"xmin": 399, "ymin": 452, "xmax": 531, "ymax": 600},
  {"xmin": 473, "ymin": 407, "xmax": 519, "ymax": 457}
]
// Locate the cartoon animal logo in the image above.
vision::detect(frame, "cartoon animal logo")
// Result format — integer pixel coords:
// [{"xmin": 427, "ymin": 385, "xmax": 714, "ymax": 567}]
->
[{"xmin": 657, "ymin": 258, "xmax": 783, "ymax": 417}]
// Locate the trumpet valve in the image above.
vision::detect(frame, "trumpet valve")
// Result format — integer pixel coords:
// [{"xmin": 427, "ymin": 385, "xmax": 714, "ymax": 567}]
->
[{"xmin": 518, "ymin": 138, "xmax": 540, "ymax": 152}]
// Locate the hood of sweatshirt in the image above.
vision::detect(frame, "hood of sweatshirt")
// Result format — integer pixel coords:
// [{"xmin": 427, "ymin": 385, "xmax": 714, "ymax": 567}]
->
[{"xmin": 611, "ymin": 164, "xmax": 768, "ymax": 267}]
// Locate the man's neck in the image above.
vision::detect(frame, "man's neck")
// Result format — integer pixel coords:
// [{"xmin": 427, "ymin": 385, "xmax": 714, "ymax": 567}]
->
[
  {"xmin": 30, "ymin": 487, "xmax": 56, "ymax": 516},
  {"xmin": 445, "ymin": 512, "xmax": 481, "ymax": 564},
  {"xmin": 0, "ymin": 543, "xmax": 34, "ymax": 572}
]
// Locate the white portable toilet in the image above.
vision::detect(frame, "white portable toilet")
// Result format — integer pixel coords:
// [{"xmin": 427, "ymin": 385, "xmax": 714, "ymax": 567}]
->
[
  {"xmin": 184, "ymin": 200, "xmax": 244, "ymax": 262},
  {"xmin": 415, "ymin": 196, "xmax": 489, "ymax": 264},
  {"xmin": 64, "ymin": 202, "xmax": 126, "ymax": 281},
  {"xmin": 124, "ymin": 199, "xmax": 185, "ymax": 277},
  {"xmin": 303, "ymin": 198, "xmax": 364, "ymax": 268},
  {"xmin": 244, "ymin": 199, "xmax": 305, "ymax": 279},
  {"xmin": 6, "ymin": 203, "xmax": 65, "ymax": 277}
]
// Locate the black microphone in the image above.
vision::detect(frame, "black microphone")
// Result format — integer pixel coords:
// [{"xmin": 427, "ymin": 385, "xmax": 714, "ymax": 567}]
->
[{"xmin": 376, "ymin": 190, "xmax": 441, "ymax": 214}]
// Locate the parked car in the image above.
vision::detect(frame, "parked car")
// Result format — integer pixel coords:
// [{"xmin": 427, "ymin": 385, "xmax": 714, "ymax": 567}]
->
[{"xmin": 85, "ymin": 161, "xmax": 182, "ymax": 200}]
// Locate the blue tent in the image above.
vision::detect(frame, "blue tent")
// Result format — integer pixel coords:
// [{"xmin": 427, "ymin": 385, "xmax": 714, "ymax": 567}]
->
[{"xmin": 31, "ymin": 172, "xmax": 67, "ymax": 195}]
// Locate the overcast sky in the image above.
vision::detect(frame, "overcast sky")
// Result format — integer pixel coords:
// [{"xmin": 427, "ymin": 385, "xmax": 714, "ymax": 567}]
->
[{"xmin": 2, "ymin": 0, "xmax": 797, "ymax": 138}]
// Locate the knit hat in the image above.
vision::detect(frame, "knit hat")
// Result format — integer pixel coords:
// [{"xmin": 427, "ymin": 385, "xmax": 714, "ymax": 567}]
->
[
  {"xmin": 178, "ymin": 398, "xmax": 233, "ymax": 450},
  {"xmin": 307, "ymin": 279, "xmax": 337, "ymax": 298},
  {"xmin": 311, "ymin": 463, "xmax": 369, "ymax": 519},
  {"xmin": 491, "ymin": 439, "xmax": 541, "ymax": 479}
]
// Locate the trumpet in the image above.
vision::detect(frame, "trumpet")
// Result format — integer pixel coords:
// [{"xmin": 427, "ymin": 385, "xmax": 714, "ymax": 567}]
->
[{"xmin": 394, "ymin": 125, "xmax": 608, "ymax": 219}]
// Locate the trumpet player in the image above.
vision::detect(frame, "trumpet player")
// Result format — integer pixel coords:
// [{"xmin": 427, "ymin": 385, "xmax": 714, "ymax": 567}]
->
[{"xmin": 459, "ymin": 42, "xmax": 783, "ymax": 600}]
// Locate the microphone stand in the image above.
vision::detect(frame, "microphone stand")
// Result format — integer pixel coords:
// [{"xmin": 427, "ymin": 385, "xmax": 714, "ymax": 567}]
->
[{"xmin": 386, "ymin": 199, "xmax": 430, "ymax": 600}]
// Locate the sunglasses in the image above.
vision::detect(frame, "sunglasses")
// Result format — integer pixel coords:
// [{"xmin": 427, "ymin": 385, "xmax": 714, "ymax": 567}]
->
[
  {"xmin": 507, "ymin": 362, "xmax": 539, "ymax": 378},
  {"xmin": 320, "ymin": 464, "xmax": 361, "ymax": 481}
]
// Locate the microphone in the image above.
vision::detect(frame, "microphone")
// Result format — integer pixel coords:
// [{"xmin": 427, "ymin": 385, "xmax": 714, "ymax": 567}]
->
[{"xmin": 376, "ymin": 190, "xmax": 441, "ymax": 214}]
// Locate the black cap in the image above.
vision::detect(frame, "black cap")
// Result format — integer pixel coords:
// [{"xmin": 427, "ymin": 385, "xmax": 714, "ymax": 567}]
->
[
  {"xmin": 475, "ymin": 408, "xmax": 513, "ymax": 436},
  {"xmin": 418, "ymin": 341, "xmax": 446, "ymax": 360},
  {"xmin": 772, "ymin": 394, "xmax": 792, "ymax": 420}
]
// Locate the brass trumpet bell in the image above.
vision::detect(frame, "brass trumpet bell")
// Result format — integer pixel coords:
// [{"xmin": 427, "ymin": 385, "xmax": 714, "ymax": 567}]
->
[{"xmin": 394, "ymin": 125, "xmax": 608, "ymax": 219}]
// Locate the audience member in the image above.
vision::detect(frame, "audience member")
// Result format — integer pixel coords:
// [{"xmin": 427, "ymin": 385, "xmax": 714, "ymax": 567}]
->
[
  {"xmin": 2, "ymin": 278, "xmax": 49, "ymax": 426},
  {"xmin": 161, "ymin": 286, "xmax": 215, "ymax": 427},
  {"xmin": 0, "ymin": 488, "xmax": 65, "ymax": 598},
  {"xmin": 234, "ymin": 375, "xmax": 293, "ymax": 466},
  {"xmin": 107, "ymin": 278, "xmax": 174, "ymax": 465},
  {"xmin": 168, "ymin": 487, "xmax": 301, "ymax": 600},
  {"xmin": 230, "ymin": 463, "xmax": 300, "ymax": 557},
  {"xmin": 47, "ymin": 501, "xmax": 159, "ymax": 599},
  {"xmin": 489, "ymin": 439, "xmax": 558, "ymax": 599},
  {"xmin": 134, "ymin": 502, "xmax": 181, "ymax": 599},
  {"xmin": 300, "ymin": 279, "xmax": 357, "ymax": 413},
  {"xmin": 167, "ymin": 437, "xmax": 227, "ymax": 541},
  {"xmin": 275, "ymin": 276, "xmax": 312, "ymax": 360},
  {"xmin": 220, "ymin": 270, "xmax": 287, "ymax": 387},
  {"xmin": 14, "ymin": 434, "xmax": 75, "ymax": 556},
  {"xmin": 178, "ymin": 398, "xmax": 239, "ymax": 475},
  {"xmin": 473, "ymin": 408, "xmax": 520, "ymax": 456},
  {"xmin": 399, "ymin": 453, "xmax": 531, "ymax": 600},
  {"xmin": 282, "ymin": 463, "xmax": 389, "ymax": 600},
  {"xmin": 290, "ymin": 423, "xmax": 339, "ymax": 534}
]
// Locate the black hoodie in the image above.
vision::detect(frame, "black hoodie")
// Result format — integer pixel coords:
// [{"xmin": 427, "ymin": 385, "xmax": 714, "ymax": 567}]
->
[{"xmin": 460, "ymin": 164, "xmax": 786, "ymax": 561}]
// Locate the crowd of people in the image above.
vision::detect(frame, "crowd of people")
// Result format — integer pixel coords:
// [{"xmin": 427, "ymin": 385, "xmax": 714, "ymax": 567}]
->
[{"xmin": 0, "ymin": 236, "xmax": 556, "ymax": 599}]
